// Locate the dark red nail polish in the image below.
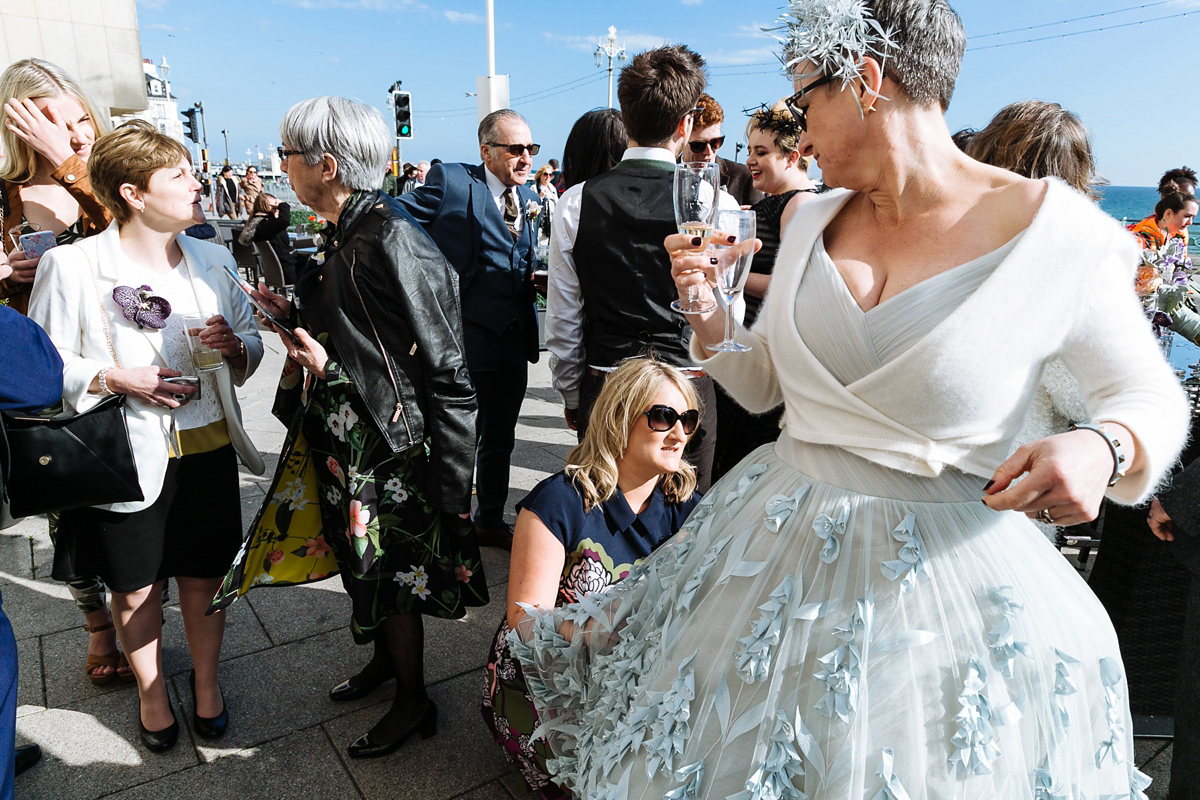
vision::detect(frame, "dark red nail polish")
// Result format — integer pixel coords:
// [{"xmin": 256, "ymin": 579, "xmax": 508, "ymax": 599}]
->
[
  {"xmin": 727, "ymin": 235, "xmax": 736, "ymax": 243},
  {"xmin": 710, "ymin": 257, "xmax": 718, "ymax": 265},
  {"xmin": 983, "ymin": 480, "xmax": 994, "ymax": 490},
  {"xmin": 981, "ymin": 499, "xmax": 989, "ymax": 507},
  {"xmin": 691, "ymin": 236, "xmax": 702, "ymax": 246}
]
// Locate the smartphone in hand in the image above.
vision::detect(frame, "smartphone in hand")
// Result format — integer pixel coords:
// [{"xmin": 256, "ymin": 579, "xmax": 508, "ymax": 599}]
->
[{"xmin": 18, "ymin": 230, "xmax": 56, "ymax": 260}]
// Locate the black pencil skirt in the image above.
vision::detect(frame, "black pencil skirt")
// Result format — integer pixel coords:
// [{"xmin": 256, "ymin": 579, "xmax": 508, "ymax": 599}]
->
[{"xmin": 54, "ymin": 445, "xmax": 242, "ymax": 593}]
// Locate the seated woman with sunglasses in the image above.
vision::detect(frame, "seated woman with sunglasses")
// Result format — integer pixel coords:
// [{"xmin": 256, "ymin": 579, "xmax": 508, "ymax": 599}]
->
[{"xmin": 482, "ymin": 356, "xmax": 702, "ymax": 799}]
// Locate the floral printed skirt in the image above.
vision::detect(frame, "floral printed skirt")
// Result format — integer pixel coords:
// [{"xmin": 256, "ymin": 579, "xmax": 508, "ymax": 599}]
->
[
  {"xmin": 482, "ymin": 617, "xmax": 570, "ymax": 799},
  {"xmin": 510, "ymin": 440, "xmax": 1151, "ymax": 800},
  {"xmin": 212, "ymin": 361, "xmax": 488, "ymax": 642}
]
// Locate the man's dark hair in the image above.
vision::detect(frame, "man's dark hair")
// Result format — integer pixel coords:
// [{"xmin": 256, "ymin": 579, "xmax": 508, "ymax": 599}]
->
[
  {"xmin": 1159, "ymin": 166, "xmax": 1197, "ymax": 197},
  {"xmin": 430, "ymin": 158, "xmax": 442, "ymax": 166},
  {"xmin": 562, "ymin": 108, "xmax": 628, "ymax": 190},
  {"xmin": 616, "ymin": 45, "xmax": 706, "ymax": 147}
]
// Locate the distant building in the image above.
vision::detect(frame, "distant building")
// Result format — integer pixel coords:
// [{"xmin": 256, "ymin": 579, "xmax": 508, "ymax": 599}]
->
[
  {"xmin": 113, "ymin": 58, "xmax": 185, "ymax": 144},
  {"xmin": 0, "ymin": 0, "xmax": 147, "ymax": 116}
]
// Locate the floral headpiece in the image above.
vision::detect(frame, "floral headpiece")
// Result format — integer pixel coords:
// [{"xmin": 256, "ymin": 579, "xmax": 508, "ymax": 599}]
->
[
  {"xmin": 769, "ymin": 0, "xmax": 898, "ymax": 111},
  {"xmin": 749, "ymin": 104, "xmax": 802, "ymax": 142}
]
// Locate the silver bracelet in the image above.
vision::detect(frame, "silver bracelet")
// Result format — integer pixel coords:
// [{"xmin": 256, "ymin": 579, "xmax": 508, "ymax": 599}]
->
[
  {"xmin": 1071, "ymin": 422, "xmax": 1128, "ymax": 487},
  {"xmin": 97, "ymin": 367, "xmax": 113, "ymax": 395}
]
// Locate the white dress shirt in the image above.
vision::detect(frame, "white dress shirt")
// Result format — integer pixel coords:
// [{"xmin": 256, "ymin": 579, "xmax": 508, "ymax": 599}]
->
[
  {"xmin": 545, "ymin": 147, "xmax": 736, "ymax": 408},
  {"xmin": 484, "ymin": 167, "xmax": 523, "ymax": 234}
]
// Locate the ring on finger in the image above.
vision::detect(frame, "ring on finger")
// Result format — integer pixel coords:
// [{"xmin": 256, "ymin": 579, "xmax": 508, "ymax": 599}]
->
[
  {"xmin": 172, "ymin": 393, "xmax": 186, "ymax": 402},
  {"xmin": 1035, "ymin": 509, "xmax": 1055, "ymax": 525}
]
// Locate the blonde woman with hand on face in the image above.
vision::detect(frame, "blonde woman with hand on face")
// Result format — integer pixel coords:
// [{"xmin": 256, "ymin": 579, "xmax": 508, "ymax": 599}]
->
[{"xmin": 0, "ymin": 58, "xmax": 112, "ymax": 314}]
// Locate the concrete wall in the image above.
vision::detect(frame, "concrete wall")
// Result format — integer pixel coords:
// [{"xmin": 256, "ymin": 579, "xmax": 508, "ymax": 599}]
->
[{"xmin": 0, "ymin": 0, "xmax": 146, "ymax": 115}]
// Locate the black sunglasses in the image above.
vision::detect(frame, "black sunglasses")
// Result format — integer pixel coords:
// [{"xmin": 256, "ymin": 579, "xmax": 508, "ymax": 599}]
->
[
  {"xmin": 643, "ymin": 405, "xmax": 699, "ymax": 435},
  {"xmin": 688, "ymin": 136, "xmax": 725, "ymax": 154},
  {"xmin": 277, "ymin": 147, "xmax": 303, "ymax": 160},
  {"xmin": 784, "ymin": 74, "xmax": 837, "ymax": 132},
  {"xmin": 487, "ymin": 142, "xmax": 540, "ymax": 157}
]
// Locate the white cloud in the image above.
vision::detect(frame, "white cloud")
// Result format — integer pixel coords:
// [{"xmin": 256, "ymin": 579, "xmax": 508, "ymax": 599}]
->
[
  {"xmin": 542, "ymin": 30, "xmax": 671, "ymax": 54},
  {"xmin": 444, "ymin": 10, "xmax": 482, "ymax": 24},
  {"xmin": 273, "ymin": 0, "xmax": 427, "ymax": 10},
  {"xmin": 147, "ymin": 23, "xmax": 174, "ymax": 31},
  {"xmin": 706, "ymin": 46, "xmax": 780, "ymax": 66}
]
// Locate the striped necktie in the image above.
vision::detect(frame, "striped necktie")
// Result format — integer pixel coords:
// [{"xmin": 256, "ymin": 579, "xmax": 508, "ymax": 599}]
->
[{"xmin": 503, "ymin": 188, "xmax": 520, "ymax": 238}]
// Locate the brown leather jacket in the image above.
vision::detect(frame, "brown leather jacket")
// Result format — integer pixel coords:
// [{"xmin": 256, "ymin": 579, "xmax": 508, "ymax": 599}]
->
[{"xmin": 1, "ymin": 154, "xmax": 112, "ymax": 314}]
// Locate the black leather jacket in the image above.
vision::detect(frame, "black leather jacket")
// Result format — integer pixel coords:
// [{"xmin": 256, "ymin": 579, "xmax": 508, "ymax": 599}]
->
[{"xmin": 298, "ymin": 190, "xmax": 477, "ymax": 514}]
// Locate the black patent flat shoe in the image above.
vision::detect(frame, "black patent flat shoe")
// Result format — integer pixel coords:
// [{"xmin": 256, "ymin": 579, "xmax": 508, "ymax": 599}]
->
[
  {"xmin": 329, "ymin": 671, "xmax": 394, "ymax": 702},
  {"xmin": 15, "ymin": 743, "xmax": 42, "ymax": 776},
  {"xmin": 139, "ymin": 702, "xmax": 179, "ymax": 753},
  {"xmin": 347, "ymin": 701, "xmax": 437, "ymax": 759},
  {"xmin": 189, "ymin": 670, "xmax": 229, "ymax": 739}
]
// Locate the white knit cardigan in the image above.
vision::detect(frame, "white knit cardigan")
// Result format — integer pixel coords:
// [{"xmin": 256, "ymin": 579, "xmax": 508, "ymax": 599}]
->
[{"xmin": 694, "ymin": 179, "xmax": 1188, "ymax": 505}]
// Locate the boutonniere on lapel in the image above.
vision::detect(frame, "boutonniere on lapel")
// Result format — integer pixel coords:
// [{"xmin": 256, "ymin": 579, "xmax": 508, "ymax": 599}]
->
[
  {"xmin": 525, "ymin": 199, "xmax": 542, "ymax": 223},
  {"xmin": 112, "ymin": 285, "xmax": 171, "ymax": 329}
]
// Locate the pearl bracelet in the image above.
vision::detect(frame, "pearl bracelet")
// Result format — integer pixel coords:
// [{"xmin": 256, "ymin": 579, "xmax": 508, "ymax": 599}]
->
[{"xmin": 1070, "ymin": 422, "xmax": 1128, "ymax": 487}]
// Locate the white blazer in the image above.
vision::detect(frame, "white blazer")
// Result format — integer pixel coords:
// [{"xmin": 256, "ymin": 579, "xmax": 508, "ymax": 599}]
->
[{"xmin": 28, "ymin": 224, "xmax": 266, "ymax": 512}]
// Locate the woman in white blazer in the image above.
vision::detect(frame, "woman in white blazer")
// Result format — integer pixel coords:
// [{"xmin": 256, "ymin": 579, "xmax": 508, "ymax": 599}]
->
[{"xmin": 29, "ymin": 121, "xmax": 264, "ymax": 753}]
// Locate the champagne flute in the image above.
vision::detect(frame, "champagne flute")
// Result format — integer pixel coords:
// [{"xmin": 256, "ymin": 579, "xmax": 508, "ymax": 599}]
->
[
  {"xmin": 671, "ymin": 161, "xmax": 721, "ymax": 315},
  {"xmin": 706, "ymin": 208, "xmax": 756, "ymax": 353}
]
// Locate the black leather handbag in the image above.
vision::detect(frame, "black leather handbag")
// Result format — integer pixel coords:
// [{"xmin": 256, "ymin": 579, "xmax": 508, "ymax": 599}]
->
[
  {"xmin": 0, "ymin": 246, "xmax": 142, "ymax": 522},
  {"xmin": 1, "ymin": 394, "xmax": 143, "ymax": 518}
]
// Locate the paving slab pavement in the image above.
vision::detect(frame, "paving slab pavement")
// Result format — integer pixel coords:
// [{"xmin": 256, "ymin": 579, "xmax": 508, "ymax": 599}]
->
[{"xmin": 2, "ymin": 331, "xmax": 1177, "ymax": 798}]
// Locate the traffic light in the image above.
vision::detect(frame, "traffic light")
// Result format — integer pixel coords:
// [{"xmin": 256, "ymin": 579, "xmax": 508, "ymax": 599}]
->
[
  {"xmin": 181, "ymin": 108, "xmax": 199, "ymax": 143},
  {"xmin": 393, "ymin": 91, "xmax": 412, "ymax": 139}
]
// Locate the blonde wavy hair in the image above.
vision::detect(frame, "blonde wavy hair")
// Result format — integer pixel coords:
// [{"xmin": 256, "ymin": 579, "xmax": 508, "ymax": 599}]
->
[
  {"xmin": 0, "ymin": 58, "xmax": 111, "ymax": 184},
  {"xmin": 565, "ymin": 357, "xmax": 700, "ymax": 512}
]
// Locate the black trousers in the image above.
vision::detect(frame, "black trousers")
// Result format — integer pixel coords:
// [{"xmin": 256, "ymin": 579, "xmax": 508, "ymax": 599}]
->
[
  {"xmin": 577, "ymin": 370, "xmax": 717, "ymax": 495},
  {"xmin": 463, "ymin": 321, "xmax": 529, "ymax": 529}
]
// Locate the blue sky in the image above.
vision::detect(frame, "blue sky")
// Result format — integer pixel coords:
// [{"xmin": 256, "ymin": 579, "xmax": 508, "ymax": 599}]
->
[{"xmin": 134, "ymin": 0, "xmax": 1199, "ymax": 186}]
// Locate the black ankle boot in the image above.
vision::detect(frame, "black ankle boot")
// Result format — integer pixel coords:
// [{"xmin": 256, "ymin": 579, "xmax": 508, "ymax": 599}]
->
[{"xmin": 347, "ymin": 700, "xmax": 437, "ymax": 759}]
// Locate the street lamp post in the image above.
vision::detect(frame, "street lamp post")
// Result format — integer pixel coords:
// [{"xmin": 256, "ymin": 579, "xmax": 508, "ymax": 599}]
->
[
  {"xmin": 594, "ymin": 26, "xmax": 626, "ymax": 109},
  {"xmin": 221, "ymin": 129, "xmax": 229, "ymax": 165}
]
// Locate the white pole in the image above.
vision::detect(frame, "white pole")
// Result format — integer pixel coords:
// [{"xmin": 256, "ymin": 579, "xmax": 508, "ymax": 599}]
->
[{"xmin": 486, "ymin": 0, "xmax": 496, "ymax": 77}]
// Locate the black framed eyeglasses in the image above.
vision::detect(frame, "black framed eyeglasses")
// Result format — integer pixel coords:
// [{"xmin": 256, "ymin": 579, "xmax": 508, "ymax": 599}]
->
[
  {"xmin": 277, "ymin": 147, "xmax": 303, "ymax": 160},
  {"xmin": 642, "ymin": 405, "xmax": 700, "ymax": 435},
  {"xmin": 784, "ymin": 74, "xmax": 837, "ymax": 132},
  {"xmin": 688, "ymin": 136, "xmax": 725, "ymax": 154},
  {"xmin": 487, "ymin": 142, "xmax": 540, "ymax": 156}
]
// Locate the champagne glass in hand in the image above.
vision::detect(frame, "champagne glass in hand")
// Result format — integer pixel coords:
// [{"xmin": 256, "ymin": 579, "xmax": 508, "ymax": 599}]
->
[
  {"xmin": 707, "ymin": 209, "xmax": 756, "ymax": 352},
  {"xmin": 671, "ymin": 161, "xmax": 720, "ymax": 314}
]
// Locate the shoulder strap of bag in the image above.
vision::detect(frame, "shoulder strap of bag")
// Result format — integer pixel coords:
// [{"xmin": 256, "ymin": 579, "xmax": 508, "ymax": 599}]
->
[{"xmin": 78, "ymin": 246, "xmax": 122, "ymax": 370}]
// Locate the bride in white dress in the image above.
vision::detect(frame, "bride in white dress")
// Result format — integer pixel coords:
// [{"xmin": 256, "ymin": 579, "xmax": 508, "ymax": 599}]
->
[{"xmin": 508, "ymin": 1, "xmax": 1189, "ymax": 797}]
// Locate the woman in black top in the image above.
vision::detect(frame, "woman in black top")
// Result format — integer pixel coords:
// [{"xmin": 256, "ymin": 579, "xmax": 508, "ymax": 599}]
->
[
  {"xmin": 238, "ymin": 192, "xmax": 296, "ymax": 283},
  {"xmin": 711, "ymin": 103, "xmax": 820, "ymax": 481}
]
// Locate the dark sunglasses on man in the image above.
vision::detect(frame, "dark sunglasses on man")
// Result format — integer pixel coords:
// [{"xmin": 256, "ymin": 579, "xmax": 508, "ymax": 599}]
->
[
  {"xmin": 688, "ymin": 136, "xmax": 725, "ymax": 154},
  {"xmin": 642, "ymin": 405, "xmax": 700, "ymax": 435},
  {"xmin": 487, "ymin": 142, "xmax": 541, "ymax": 157}
]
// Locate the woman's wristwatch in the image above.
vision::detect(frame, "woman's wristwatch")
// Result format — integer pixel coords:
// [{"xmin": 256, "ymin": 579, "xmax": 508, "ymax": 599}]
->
[
  {"xmin": 1070, "ymin": 422, "xmax": 1128, "ymax": 486},
  {"xmin": 228, "ymin": 337, "xmax": 246, "ymax": 360}
]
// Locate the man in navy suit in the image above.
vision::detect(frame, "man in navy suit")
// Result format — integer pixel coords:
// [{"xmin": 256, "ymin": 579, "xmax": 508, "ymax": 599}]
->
[{"xmin": 397, "ymin": 109, "xmax": 541, "ymax": 549}]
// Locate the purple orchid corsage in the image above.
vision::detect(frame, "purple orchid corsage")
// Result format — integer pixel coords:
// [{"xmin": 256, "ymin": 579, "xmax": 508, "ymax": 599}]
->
[{"xmin": 112, "ymin": 285, "xmax": 171, "ymax": 329}]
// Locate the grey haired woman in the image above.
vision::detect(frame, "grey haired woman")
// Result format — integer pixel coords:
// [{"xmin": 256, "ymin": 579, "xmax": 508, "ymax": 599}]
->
[
  {"xmin": 513, "ymin": 0, "xmax": 1187, "ymax": 797},
  {"xmin": 218, "ymin": 96, "xmax": 488, "ymax": 760}
]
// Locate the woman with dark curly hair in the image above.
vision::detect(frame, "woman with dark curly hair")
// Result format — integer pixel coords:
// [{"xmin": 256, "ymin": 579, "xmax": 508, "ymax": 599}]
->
[{"xmin": 482, "ymin": 356, "xmax": 702, "ymax": 799}]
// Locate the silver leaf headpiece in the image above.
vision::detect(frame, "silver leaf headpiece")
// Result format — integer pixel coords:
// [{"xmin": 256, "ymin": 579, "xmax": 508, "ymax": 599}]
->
[{"xmin": 769, "ymin": 0, "xmax": 898, "ymax": 108}]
